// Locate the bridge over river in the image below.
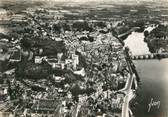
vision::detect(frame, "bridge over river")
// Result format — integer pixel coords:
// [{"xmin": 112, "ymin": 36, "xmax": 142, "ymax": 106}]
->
[{"xmin": 131, "ymin": 53, "xmax": 168, "ymax": 60}]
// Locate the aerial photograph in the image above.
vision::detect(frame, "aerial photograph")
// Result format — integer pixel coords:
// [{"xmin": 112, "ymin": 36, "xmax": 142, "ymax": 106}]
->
[{"xmin": 0, "ymin": 0, "xmax": 168, "ymax": 117}]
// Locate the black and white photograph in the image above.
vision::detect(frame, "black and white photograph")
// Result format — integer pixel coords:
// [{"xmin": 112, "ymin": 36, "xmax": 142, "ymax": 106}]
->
[{"xmin": 0, "ymin": 0, "xmax": 168, "ymax": 117}]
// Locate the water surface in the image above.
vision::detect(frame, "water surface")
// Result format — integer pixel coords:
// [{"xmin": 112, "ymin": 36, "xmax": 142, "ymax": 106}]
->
[{"xmin": 124, "ymin": 29, "xmax": 168, "ymax": 117}]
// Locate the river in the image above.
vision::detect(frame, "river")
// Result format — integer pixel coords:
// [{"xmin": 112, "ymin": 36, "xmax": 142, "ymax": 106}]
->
[
  {"xmin": 124, "ymin": 30, "xmax": 168, "ymax": 117},
  {"xmin": 124, "ymin": 31, "xmax": 150, "ymax": 55}
]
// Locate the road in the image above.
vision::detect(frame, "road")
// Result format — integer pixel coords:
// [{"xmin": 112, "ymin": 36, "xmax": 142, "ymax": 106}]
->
[
  {"xmin": 120, "ymin": 74, "xmax": 136, "ymax": 117},
  {"xmin": 119, "ymin": 48, "xmax": 137, "ymax": 117}
]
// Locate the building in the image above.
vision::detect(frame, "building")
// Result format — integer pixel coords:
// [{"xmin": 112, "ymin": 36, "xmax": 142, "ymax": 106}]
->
[
  {"xmin": 0, "ymin": 85, "xmax": 8, "ymax": 102},
  {"xmin": 0, "ymin": 112, "xmax": 12, "ymax": 117},
  {"xmin": 31, "ymin": 99, "xmax": 60, "ymax": 114},
  {"xmin": 72, "ymin": 54, "xmax": 79, "ymax": 70},
  {"xmin": 9, "ymin": 50, "xmax": 21, "ymax": 62},
  {"xmin": 34, "ymin": 56, "xmax": 42, "ymax": 64}
]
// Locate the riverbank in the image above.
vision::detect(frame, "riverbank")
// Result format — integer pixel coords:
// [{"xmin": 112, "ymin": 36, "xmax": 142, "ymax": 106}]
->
[
  {"xmin": 113, "ymin": 32, "xmax": 140, "ymax": 82},
  {"xmin": 112, "ymin": 31, "xmax": 140, "ymax": 117},
  {"xmin": 120, "ymin": 48, "xmax": 139, "ymax": 117}
]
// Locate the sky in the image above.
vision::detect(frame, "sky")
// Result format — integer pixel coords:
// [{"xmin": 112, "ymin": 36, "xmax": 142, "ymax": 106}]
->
[
  {"xmin": 0, "ymin": 0, "xmax": 167, "ymax": 7},
  {"xmin": 0, "ymin": 0, "xmax": 167, "ymax": 10},
  {"xmin": 0, "ymin": 0, "xmax": 167, "ymax": 3}
]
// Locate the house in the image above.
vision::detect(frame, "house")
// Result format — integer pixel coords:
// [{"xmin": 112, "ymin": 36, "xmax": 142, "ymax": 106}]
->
[
  {"xmin": 31, "ymin": 99, "xmax": 60, "ymax": 113},
  {"xmin": 65, "ymin": 59, "xmax": 73, "ymax": 70},
  {"xmin": 72, "ymin": 54, "xmax": 79, "ymax": 70},
  {"xmin": 57, "ymin": 52, "xmax": 63, "ymax": 63},
  {"xmin": 52, "ymin": 75, "xmax": 65, "ymax": 82},
  {"xmin": 51, "ymin": 63, "xmax": 61, "ymax": 69},
  {"xmin": 34, "ymin": 56, "xmax": 42, "ymax": 64},
  {"xmin": 0, "ymin": 86, "xmax": 8, "ymax": 102},
  {"xmin": 65, "ymin": 59, "xmax": 73, "ymax": 64},
  {"xmin": 9, "ymin": 50, "xmax": 21, "ymax": 62},
  {"xmin": 73, "ymin": 68, "xmax": 86, "ymax": 77}
]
